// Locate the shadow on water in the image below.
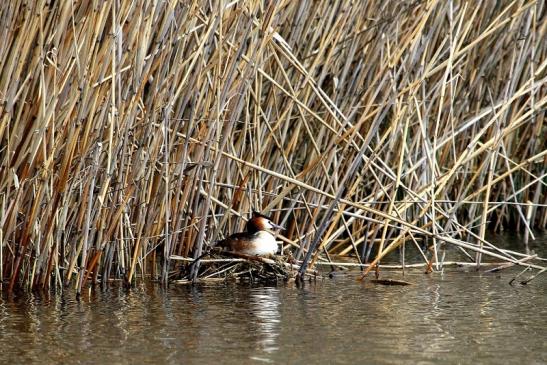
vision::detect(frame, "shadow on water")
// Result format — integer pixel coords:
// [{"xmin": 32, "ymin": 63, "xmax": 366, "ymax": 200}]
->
[{"xmin": 1, "ymin": 234, "xmax": 546, "ymax": 365}]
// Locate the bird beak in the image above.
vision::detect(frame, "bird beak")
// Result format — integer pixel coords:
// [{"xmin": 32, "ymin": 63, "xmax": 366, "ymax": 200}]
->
[{"xmin": 271, "ymin": 222, "xmax": 285, "ymax": 231}]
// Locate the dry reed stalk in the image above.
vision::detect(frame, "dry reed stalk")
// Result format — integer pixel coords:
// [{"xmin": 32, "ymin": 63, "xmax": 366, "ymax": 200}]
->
[{"xmin": 0, "ymin": 0, "xmax": 545, "ymax": 290}]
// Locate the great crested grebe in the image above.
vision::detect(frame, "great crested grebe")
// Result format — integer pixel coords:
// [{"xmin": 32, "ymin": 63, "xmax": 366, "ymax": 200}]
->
[{"xmin": 216, "ymin": 211, "xmax": 284, "ymax": 256}]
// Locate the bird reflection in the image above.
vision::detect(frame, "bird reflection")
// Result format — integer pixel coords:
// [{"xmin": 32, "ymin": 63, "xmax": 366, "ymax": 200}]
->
[{"xmin": 249, "ymin": 287, "xmax": 281, "ymax": 353}]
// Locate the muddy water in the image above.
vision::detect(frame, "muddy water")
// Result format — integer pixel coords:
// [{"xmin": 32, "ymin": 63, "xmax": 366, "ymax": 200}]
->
[{"xmin": 1, "ymin": 235, "xmax": 545, "ymax": 364}]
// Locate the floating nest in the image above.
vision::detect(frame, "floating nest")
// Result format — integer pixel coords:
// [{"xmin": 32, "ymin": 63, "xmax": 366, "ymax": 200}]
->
[{"xmin": 174, "ymin": 252, "xmax": 319, "ymax": 285}]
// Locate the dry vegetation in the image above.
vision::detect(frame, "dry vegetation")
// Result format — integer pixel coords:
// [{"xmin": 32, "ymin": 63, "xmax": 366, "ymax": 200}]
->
[{"xmin": 0, "ymin": 0, "xmax": 545, "ymax": 292}]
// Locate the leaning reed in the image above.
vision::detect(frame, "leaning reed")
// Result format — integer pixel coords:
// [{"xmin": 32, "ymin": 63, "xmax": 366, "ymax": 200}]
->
[{"xmin": 0, "ymin": 0, "xmax": 545, "ymax": 291}]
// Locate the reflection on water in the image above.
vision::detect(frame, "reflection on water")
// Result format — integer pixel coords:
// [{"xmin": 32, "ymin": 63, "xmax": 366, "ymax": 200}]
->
[
  {"xmin": 0, "ymin": 235, "xmax": 546, "ymax": 364},
  {"xmin": 250, "ymin": 288, "xmax": 280, "ymax": 355}
]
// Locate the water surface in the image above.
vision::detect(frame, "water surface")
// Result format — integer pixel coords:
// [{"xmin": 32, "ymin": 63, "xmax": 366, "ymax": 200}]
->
[{"xmin": 1, "ymin": 235, "xmax": 546, "ymax": 364}]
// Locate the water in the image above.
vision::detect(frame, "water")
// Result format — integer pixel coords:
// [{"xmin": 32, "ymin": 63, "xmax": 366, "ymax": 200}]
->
[{"xmin": 1, "ymin": 235, "xmax": 546, "ymax": 364}]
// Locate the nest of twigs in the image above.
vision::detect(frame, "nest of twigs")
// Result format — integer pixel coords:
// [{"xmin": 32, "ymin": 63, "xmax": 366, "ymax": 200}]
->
[{"xmin": 174, "ymin": 253, "xmax": 317, "ymax": 284}]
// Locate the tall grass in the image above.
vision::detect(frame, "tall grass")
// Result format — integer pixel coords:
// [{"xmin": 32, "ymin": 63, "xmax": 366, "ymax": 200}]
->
[{"xmin": 0, "ymin": 0, "xmax": 545, "ymax": 291}]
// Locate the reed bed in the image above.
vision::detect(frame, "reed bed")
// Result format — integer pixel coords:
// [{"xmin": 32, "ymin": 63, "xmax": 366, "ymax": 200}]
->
[{"xmin": 0, "ymin": 0, "xmax": 545, "ymax": 291}]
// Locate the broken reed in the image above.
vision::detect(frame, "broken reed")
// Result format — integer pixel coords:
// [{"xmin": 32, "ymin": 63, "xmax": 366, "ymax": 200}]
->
[{"xmin": 0, "ymin": 0, "xmax": 545, "ymax": 291}]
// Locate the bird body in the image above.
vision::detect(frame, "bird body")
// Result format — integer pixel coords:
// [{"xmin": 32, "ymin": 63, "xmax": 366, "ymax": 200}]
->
[
  {"xmin": 216, "ymin": 212, "xmax": 283, "ymax": 256},
  {"xmin": 218, "ymin": 230, "xmax": 278, "ymax": 256}
]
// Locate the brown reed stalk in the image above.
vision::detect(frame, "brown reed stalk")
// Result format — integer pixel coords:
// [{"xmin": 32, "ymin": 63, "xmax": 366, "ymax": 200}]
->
[{"xmin": 0, "ymin": 0, "xmax": 545, "ymax": 290}]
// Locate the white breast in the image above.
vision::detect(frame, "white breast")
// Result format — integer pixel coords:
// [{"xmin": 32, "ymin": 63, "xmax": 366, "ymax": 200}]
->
[{"xmin": 244, "ymin": 231, "xmax": 278, "ymax": 256}]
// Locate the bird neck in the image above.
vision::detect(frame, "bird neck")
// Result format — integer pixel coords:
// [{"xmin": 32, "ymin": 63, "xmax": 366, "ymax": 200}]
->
[{"xmin": 246, "ymin": 219, "xmax": 261, "ymax": 233}]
